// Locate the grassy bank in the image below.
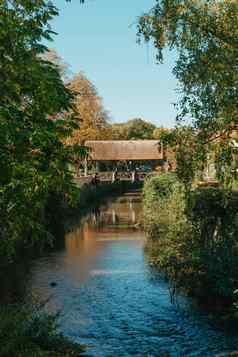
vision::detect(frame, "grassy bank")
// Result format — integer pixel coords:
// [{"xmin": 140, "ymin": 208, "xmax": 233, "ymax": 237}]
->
[{"xmin": 143, "ymin": 173, "xmax": 238, "ymax": 313}]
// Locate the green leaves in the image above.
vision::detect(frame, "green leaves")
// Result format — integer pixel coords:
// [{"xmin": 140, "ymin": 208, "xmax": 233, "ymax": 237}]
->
[
  {"xmin": 0, "ymin": 303, "xmax": 85, "ymax": 356},
  {"xmin": 138, "ymin": 0, "xmax": 238, "ymax": 186},
  {"xmin": 0, "ymin": 1, "xmax": 82, "ymax": 262},
  {"xmin": 111, "ymin": 118, "xmax": 156, "ymax": 140},
  {"xmin": 144, "ymin": 174, "xmax": 238, "ymax": 305}
]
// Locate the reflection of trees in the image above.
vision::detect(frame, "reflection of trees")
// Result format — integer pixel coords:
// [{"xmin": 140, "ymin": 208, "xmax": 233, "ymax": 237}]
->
[{"xmin": 66, "ymin": 224, "xmax": 97, "ymax": 257}]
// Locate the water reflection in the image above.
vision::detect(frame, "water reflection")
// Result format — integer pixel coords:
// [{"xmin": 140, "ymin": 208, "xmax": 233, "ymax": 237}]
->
[
  {"xmin": 87, "ymin": 194, "xmax": 142, "ymax": 229},
  {"xmin": 26, "ymin": 192, "xmax": 238, "ymax": 357}
]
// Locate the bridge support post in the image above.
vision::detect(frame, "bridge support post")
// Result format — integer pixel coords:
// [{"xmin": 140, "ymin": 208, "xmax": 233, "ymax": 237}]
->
[
  {"xmin": 112, "ymin": 171, "xmax": 115, "ymax": 183},
  {"xmin": 131, "ymin": 171, "xmax": 135, "ymax": 183}
]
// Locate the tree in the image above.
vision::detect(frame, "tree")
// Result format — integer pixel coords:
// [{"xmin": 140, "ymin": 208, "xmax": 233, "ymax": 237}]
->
[
  {"xmin": 138, "ymin": 0, "xmax": 238, "ymax": 186},
  {"xmin": 111, "ymin": 118, "xmax": 156, "ymax": 140},
  {"xmin": 153, "ymin": 127, "xmax": 169, "ymax": 140},
  {"xmin": 0, "ymin": 0, "xmax": 82, "ymax": 262},
  {"xmin": 66, "ymin": 72, "xmax": 110, "ymax": 145}
]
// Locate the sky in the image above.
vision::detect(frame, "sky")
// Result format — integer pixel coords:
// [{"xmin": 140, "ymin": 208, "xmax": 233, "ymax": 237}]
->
[{"xmin": 49, "ymin": 0, "xmax": 179, "ymax": 127}]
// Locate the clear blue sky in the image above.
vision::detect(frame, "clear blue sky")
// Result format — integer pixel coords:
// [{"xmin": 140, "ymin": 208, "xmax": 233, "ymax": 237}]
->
[{"xmin": 49, "ymin": 0, "xmax": 179, "ymax": 127}]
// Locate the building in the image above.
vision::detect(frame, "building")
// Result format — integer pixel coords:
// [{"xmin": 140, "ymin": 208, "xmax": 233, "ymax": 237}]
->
[{"xmin": 82, "ymin": 140, "xmax": 165, "ymax": 176}]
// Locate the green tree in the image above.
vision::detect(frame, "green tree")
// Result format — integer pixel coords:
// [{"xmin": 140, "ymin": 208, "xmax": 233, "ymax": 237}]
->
[
  {"xmin": 152, "ymin": 127, "xmax": 169, "ymax": 140},
  {"xmin": 0, "ymin": 0, "xmax": 82, "ymax": 262},
  {"xmin": 111, "ymin": 118, "xmax": 156, "ymax": 140},
  {"xmin": 138, "ymin": 0, "xmax": 238, "ymax": 186}
]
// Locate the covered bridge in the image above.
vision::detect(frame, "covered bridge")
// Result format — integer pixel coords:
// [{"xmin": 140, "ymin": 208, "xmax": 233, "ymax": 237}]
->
[{"xmin": 80, "ymin": 140, "xmax": 165, "ymax": 181}]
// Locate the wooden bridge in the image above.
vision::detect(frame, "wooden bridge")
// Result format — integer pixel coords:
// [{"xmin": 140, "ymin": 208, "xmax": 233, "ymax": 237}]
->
[{"xmin": 74, "ymin": 140, "xmax": 167, "ymax": 186}]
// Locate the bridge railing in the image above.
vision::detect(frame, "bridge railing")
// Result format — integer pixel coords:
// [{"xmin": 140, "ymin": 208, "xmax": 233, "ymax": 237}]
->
[{"xmin": 76, "ymin": 171, "xmax": 157, "ymax": 186}]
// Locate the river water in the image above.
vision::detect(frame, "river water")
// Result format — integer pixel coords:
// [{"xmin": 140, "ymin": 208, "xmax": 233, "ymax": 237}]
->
[{"xmin": 26, "ymin": 192, "xmax": 238, "ymax": 357}]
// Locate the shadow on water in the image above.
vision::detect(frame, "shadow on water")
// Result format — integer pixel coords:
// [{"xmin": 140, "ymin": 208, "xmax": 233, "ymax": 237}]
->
[{"xmin": 23, "ymin": 192, "xmax": 238, "ymax": 356}]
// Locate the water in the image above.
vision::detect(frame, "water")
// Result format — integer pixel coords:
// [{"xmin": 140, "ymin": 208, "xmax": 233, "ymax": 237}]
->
[{"xmin": 26, "ymin": 192, "xmax": 238, "ymax": 357}]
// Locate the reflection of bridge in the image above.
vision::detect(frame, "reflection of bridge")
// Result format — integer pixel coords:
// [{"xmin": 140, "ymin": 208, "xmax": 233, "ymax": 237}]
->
[{"xmin": 89, "ymin": 194, "xmax": 142, "ymax": 228}]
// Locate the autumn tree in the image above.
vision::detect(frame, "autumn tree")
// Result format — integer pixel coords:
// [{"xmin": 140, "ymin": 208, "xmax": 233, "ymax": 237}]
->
[
  {"xmin": 66, "ymin": 73, "xmax": 110, "ymax": 145},
  {"xmin": 152, "ymin": 127, "xmax": 170, "ymax": 140},
  {"xmin": 138, "ymin": 0, "xmax": 238, "ymax": 187}
]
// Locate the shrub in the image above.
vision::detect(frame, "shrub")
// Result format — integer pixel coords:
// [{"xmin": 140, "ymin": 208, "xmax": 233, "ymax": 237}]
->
[
  {"xmin": 143, "ymin": 174, "xmax": 194, "ymax": 288},
  {"xmin": 0, "ymin": 303, "xmax": 84, "ymax": 357},
  {"xmin": 189, "ymin": 188, "xmax": 238, "ymax": 298},
  {"xmin": 143, "ymin": 174, "xmax": 238, "ymax": 308}
]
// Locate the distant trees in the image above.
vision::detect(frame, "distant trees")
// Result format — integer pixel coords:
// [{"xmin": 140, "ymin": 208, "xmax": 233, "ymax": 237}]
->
[{"xmin": 111, "ymin": 118, "xmax": 156, "ymax": 140}]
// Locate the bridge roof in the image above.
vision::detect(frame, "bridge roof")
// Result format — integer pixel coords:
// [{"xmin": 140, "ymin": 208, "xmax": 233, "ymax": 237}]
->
[{"xmin": 85, "ymin": 140, "xmax": 163, "ymax": 161}]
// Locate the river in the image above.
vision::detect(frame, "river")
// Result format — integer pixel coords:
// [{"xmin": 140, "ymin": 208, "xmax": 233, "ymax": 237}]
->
[{"xmin": 26, "ymin": 192, "xmax": 238, "ymax": 357}]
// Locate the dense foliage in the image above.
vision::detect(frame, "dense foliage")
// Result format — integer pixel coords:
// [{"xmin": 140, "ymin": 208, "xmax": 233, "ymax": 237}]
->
[
  {"xmin": 111, "ymin": 118, "xmax": 156, "ymax": 140},
  {"xmin": 138, "ymin": 0, "xmax": 238, "ymax": 187},
  {"xmin": 0, "ymin": 1, "xmax": 85, "ymax": 263},
  {"xmin": 66, "ymin": 72, "xmax": 110, "ymax": 144},
  {"xmin": 0, "ymin": 303, "xmax": 84, "ymax": 356},
  {"xmin": 143, "ymin": 174, "xmax": 238, "ymax": 309}
]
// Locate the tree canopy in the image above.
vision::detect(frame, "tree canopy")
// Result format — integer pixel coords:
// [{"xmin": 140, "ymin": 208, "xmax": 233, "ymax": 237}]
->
[
  {"xmin": 0, "ymin": 0, "xmax": 84, "ymax": 261},
  {"xmin": 111, "ymin": 118, "xmax": 156, "ymax": 140},
  {"xmin": 138, "ymin": 0, "xmax": 238, "ymax": 186},
  {"xmin": 66, "ymin": 73, "xmax": 110, "ymax": 144}
]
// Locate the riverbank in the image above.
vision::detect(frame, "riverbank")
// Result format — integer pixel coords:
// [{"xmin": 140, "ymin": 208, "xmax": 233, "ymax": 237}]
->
[{"xmin": 143, "ymin": 173, "xmax": 238, "ymax": 315}]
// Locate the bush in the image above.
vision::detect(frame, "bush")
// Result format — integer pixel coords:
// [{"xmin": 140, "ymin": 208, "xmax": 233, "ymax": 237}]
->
[
  {"xmin": 189, "ymin": 188, "xmax": 238, "ymax": 299},
  {"xmin": 0, "ymin": 303, "xmax": 84, "ymax": 357},
  {"xmin": 143, "ymin": 174, "xmax": 238, "ymax": 309},
  {"xmin": 143, "ymin": 174, "xmax": 194, "ymax": 288}
]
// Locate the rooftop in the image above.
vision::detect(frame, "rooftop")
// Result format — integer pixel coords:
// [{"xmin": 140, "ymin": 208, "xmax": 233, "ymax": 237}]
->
[{"xmin": 85, "ymin": 140, "xmax": 163, "ymax": 161}]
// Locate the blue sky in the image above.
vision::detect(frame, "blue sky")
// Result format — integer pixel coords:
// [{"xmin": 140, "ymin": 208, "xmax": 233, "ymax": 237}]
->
[{"xmin": 49, "ymin": 0, "xmax": 179, "ymax": 127}]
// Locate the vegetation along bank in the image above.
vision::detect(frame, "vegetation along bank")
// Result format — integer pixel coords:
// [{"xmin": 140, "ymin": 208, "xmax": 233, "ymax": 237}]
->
[{"xmin": 143, "ymin": 173, "xmax": 238, "ymax": 314}]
